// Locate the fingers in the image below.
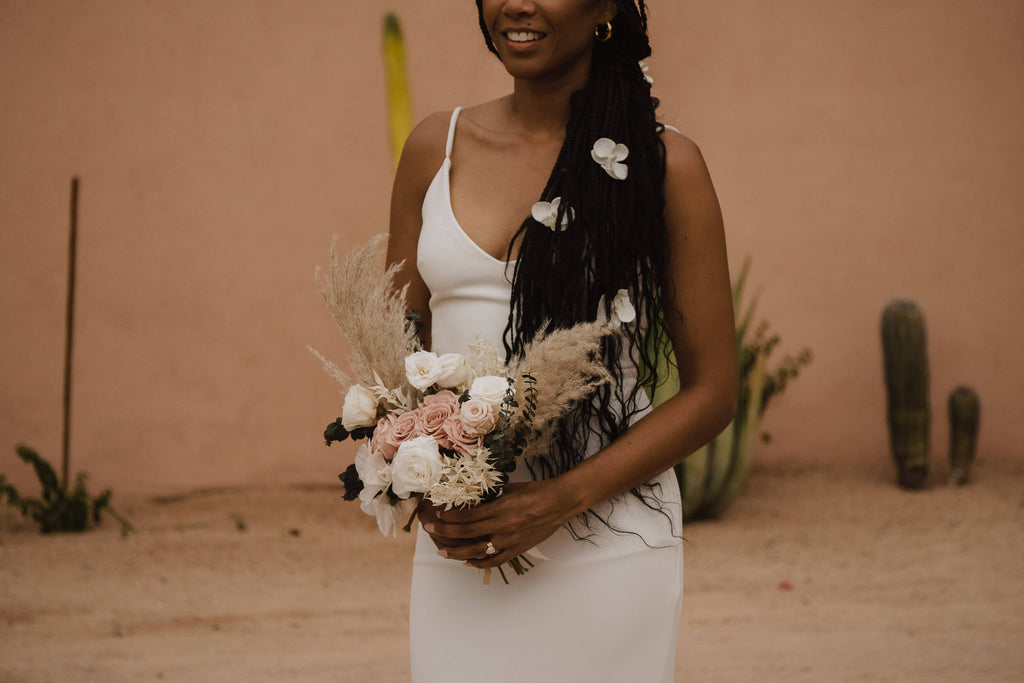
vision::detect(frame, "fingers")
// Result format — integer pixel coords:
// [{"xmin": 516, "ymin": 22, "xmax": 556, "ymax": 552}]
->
[
  {"xmin": 463, "ymin": 544, "xmax": 520, "ymax": 570},
  {"xmin": 436, "ymin": 537, "xmax": 499, "ymax": 562},
  {"xmin": 423, "ymin": 518, "xmax": 492, "ymax": 541},
  {"xmin": 435, "ymin": 504, "xmax": 499, "ymax": 524}
]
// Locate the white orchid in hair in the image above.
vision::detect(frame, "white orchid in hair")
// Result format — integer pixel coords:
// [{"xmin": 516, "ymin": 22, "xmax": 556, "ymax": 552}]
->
[
  {"xmin": 639, "ymin": 60, "xmax": 653, "ymax": 84},
  {"xmin": 591, "ymin": 138, "xmax": 629, "ymax": 180},
  {"xmin": 531, "ymin": 197, "xmax": 573, "ymax": 231},
  {"xmin": 611, "ymin": 289, "xmax": 636, "ymax": 326}
]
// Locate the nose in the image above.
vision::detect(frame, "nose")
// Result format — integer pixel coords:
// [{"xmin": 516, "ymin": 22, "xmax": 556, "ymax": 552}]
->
[{"xmin": 501, "ymin": 0, "xmax": 537, "ymax": 18}]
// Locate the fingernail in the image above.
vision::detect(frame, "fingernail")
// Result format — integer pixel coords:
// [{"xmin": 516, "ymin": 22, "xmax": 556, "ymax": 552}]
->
[
  {"xmin": 423, "ymin": 523, "xmax": 435, "ymax": 533},
  {"xmin": 437, "ymin": 549, "xmax": 448, "ymax": 558}
]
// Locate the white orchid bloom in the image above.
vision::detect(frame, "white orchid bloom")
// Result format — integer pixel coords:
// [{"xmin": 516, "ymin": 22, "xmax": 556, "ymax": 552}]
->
[
  {"xmin": 611, "ymin": 289, "xmax": 636, "ymax": 326},
  {"xmin": 591, "ymin": 137, "xmax": 629, "ymax": 180},
  {"xmin": 530, "ymin": 197, "xmax": 573, "ymax": 231},
  {"xmin": 360, "ymin": 491, "xmax": 413, "ymax": 537},
  {"xmin": 639, "ymin": 60, "xmax": 654, "ymax": 84},
  {"xmin": 354, "ymin": 443, "xmax": 392, "ymax": 494}
]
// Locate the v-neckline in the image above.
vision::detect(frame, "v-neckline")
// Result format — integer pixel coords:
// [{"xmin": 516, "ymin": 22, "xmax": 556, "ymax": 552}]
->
[{"xmin": 441, "ymin": 157, "xmax": 519, "ymax": 266}]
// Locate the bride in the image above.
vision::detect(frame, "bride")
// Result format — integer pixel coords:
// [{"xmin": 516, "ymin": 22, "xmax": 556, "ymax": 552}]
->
[{"xmin": 386, "ymin": 1, "xmax": 737, "ymax": 680}]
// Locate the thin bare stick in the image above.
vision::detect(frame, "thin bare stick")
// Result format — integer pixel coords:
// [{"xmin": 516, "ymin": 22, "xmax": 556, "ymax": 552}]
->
[{"xmin": 62, "ymin": 177, "xmax": 79, "ymax": 488}]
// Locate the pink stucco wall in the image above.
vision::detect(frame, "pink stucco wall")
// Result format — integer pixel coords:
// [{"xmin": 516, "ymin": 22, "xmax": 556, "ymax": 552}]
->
[{"xmin": 2, "ymin": 1, "xmax": 1021, "ymax": 495}]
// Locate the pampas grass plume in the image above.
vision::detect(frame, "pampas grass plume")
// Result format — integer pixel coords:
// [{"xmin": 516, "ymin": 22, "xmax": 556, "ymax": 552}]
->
[
  {"xmin": 311, "ymin": 234, "xmax": 420, "ymax": 396},
  {"xmin": 508, "ymin": 319, "xmax": 617, "ymax": 457}
]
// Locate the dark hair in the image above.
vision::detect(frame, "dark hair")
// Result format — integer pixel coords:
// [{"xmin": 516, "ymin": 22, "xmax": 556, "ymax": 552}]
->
[{"xmin": 476, "ymin": 1, "xmax": 678, "ymax": 537}]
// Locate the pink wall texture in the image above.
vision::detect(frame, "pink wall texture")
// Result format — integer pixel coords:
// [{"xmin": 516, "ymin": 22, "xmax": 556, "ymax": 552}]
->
[{"xmin": 2, "ymin": 1, "xmax": 1022, "ymax": 495}]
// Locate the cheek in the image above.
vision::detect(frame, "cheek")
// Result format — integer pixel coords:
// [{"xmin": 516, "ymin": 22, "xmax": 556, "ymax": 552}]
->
[{"xmin": 478, "ymin": 1, "xmax": 499, "ymax": 33}]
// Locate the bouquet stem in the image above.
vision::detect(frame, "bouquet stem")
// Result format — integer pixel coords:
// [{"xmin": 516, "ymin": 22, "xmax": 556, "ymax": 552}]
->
[{"xmin": 401, "ymin": 494, "xmax": 423, "ymax": 533}]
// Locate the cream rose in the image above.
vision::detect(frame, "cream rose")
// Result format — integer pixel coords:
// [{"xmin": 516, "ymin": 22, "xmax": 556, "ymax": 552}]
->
[
  {"xmin": 459, "ymin": 398, "xmax": 497, "ymax": 436},
  {"xmin": 436, "ymin": 353, "xmax": 470, "ymax": 389},
  {"xmin": 390, "ymin": 435, "xmax": 444, "ymax": 498},
  {"xmin": 468, "ymin": 375, "xmax": 509, "ymax": 408},
  {"xmin": 341, "ymin": 384, "xmax": 378, "ymax": 430},
  {"xmin": 405, "ymin": 351, "xmax": 443, "ymax": 390}
]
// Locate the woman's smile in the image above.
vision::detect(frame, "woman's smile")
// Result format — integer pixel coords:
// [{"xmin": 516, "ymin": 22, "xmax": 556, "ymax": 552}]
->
[
  {"xmin": 504, "ymin": 30, "xmax": 546, "ymax": 43},
  {"xmin": 500, "ymin": 28, "xmax": 549, "ymax": 54}
]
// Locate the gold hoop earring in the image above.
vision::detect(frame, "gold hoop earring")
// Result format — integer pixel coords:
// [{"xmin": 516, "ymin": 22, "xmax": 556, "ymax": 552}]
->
[{"xmin": 595, "ymin": 21, "xmax": 613, "ymax": 43}]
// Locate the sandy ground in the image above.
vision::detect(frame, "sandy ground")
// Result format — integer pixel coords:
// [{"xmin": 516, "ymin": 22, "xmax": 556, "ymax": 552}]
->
[{"xmin": 2, "ymin": 455, "xmax": 1023, "ymax": 683}]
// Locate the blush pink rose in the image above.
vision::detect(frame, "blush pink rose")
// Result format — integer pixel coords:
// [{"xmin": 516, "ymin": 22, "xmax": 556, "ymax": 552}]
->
[
  {"xmin": 373, "ymin": 410, "xmax": 419, "ymax": 462},
  {"xmin": 422, "ymin": 390, "xmax": 459, "ymax": 407},
  {"xmin": 415, "ymin": 402, "xmax": 456, "ymax": 449},
  {"xmin": 371, "ymin": 415, "xmax": 397, "ymax": 461},
  {"xmin": 443, "ymin": 414, "xmax": 483, "ymax": 455}
]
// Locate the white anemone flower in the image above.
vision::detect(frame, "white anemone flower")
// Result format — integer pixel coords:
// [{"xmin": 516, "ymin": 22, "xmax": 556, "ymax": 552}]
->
[
  {"xmin": 591, "ymin": 137, "xmax": 629, "ymax": 180},
  {"xmin": 530, "ymin": 197, "xmax": 573, "ymax": 231},
  {"xmin": 611, "ymin": 289, "xmax": 636, "ymax": 326},
  {"xmin": 404, "ymin": 350, "xmax": 443, "ymax": 390}
]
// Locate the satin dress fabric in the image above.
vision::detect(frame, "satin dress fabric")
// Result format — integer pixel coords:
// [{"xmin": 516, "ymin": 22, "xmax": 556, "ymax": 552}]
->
[{"xmin": 409, "ymin": 107, "xmax": 683, "ymax": 683}]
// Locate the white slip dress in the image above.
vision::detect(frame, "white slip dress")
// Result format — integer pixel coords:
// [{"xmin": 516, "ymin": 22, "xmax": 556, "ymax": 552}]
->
[{"xmin": 409, "ymin": 107, "xmax": 684, "ymax": 683}]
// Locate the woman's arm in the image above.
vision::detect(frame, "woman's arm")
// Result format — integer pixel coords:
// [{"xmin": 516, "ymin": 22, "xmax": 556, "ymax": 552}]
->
[
  {"xmin": 552, "ymin": 131, "xmax": 738, "ymax": 517},
  {"xmin": 423, "ymin": 131, "xmax": 739, "ymax": 568},
  {"xmin": 385, "ymin": 112, "xmax": 451, "ymax": 349}
]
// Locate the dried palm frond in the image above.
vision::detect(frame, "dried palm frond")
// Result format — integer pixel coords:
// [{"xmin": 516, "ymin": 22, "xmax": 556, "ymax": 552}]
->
[
  {"xmin": 506, "ymin": 319, "xmax": 617, "ymax": 457},
  {"xmin": 312, "ymin": 234, "xmax": 420, "ymax": 394}
]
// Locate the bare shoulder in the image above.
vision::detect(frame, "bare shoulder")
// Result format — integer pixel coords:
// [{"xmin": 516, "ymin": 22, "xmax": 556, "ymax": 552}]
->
[
  {"xmin": 659, "ymin": 128, "xmax": 724, "ymax": 243},
  {"xmin": 452, "ymin": 96, "xmax": 515, "ymax": 144},
  {"xmin": 396, "ymin": 110, "xmax": 453, "ymax": 187},
  {"xmin": 389, "ymin": 111, "xmax": 453, "ymax": 262},
  {"xmin": 660, "ymin": 128, "xmax": 713, "ymax": 184}
]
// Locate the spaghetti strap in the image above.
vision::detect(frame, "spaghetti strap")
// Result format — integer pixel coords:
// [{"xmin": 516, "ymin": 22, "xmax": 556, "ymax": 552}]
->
[{"xmin": 445, "ymin": 107, "xmax": 463, "ymax": 160}]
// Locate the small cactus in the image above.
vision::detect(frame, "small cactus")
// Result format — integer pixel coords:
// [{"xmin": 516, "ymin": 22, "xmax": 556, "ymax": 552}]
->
[
  {"xmin": 881, "ymin": 300, "xmax": 930, "ymax": 489},
  {"xmin": 947, "ymin": 386, "xmax": 980, "ymax": 485}
]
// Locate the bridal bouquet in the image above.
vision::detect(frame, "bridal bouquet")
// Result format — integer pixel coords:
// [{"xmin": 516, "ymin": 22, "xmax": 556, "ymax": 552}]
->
[{"xmin": 311, "ymin": 235, "xmax": 618, "ymax": 582}]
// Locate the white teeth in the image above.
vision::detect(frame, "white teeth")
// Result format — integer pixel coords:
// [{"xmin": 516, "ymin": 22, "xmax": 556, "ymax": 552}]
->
[{"xmin": 507, "ymin": 31, "xmax": 543, "ymax": 42}]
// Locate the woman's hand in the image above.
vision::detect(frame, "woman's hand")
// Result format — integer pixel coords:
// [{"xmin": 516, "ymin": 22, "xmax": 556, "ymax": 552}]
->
[{"xmin": 418, "ymin": 479, "xmax": 571, "ymax": 570}]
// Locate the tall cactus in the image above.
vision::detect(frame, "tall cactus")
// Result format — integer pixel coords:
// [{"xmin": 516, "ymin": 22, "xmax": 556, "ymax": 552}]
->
[
  {"xmin": 881, "ymin": 300, "xmax": 930, "ymax": 489},
  {"xmin": 382, "ymin": 13, "xmax": 413, "ymax": 170},
  {"xmin": 947, "ymin": 385, "xmax": 980, "ymax": 485}
]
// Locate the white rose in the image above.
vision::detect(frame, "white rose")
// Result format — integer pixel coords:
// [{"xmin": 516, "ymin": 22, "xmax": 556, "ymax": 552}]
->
[
  {"xmin": 354, "ymin": 443, "xmax": 391, "ymax": 494},
  {"xmin": 405, "ymin": 351, "xmax": 443, "ymax": 390},
  {"xmin": 436, "ymin": 353, "xmax": 470, "ymax": 389},
  {"xmin": 459, "ymin": 398, "xmax": 497, "ymax": 436},
  {"xmin": 390, "ymin": 435, "xmax": 444, "ymax": 498},
  {"xmin": 342, "ymin": 384, "xmax": 378, "ymax": 430},
  {"xmin": 469, "ymin": 375, "xmax": 509, "ymax": 408}
]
